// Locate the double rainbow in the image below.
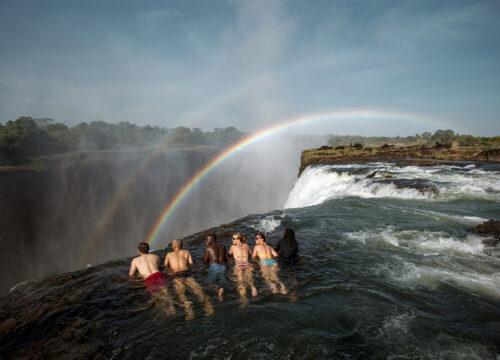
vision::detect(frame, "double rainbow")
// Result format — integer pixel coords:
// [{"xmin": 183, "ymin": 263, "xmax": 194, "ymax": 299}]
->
[{"xmin": 145, "ymin": 109, "xmax": 442, "ymax": 248}]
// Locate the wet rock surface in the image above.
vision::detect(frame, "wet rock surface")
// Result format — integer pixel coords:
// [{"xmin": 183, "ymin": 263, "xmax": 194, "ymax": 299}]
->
[{"xmin": 471, "ymin": 220, "xmax": 500, "ymax": 246}]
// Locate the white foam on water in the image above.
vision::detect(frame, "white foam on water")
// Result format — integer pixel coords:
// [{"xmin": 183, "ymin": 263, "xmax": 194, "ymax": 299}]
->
[
  {"xmin": 284, "ymin": 167, "xmax": 357, "ymax": 208},
  {"xmin": 284, "ymin": 164, "xmax": 500, "ymax": 208},
  {"xmin": 387, "ymin": 207, "xmax": 488, "ymax": 226},
  {"xmin": 284, "ymin": 166, "xmax": 433, "ymax": 208},
  {"xmin": 249, "ymin": 214, "xmax": 283, "ymax": 234},
  {"xmin": 417, "ymin": 234, "xmax": 485, "ymax": 255},
  {"xmin": 385, "ymin": 261, "xmax": 500, "ymax": 300},
  {"xmin": 378, "ymin": 312, "xmax": 416, "ymax": 336},
  {"xmin": 345, "ymin": 227, "xmax": 488, "ymax": 256}
]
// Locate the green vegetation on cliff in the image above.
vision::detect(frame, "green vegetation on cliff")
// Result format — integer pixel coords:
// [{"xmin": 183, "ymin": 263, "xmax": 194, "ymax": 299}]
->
[
  {"xmin": 0, "ymin": 117, "xmax": 245, "ymax": 165},
  {"xmin": 327, "ymin": 129, "xmax": 500, "ymax": 148},
  {"xmin": 2, "ymin": 116, "xmax": 499, "ymax": 167},
  {"xmin": 300, "ymin": 144, "xmax": 500, "ymax": 175}
]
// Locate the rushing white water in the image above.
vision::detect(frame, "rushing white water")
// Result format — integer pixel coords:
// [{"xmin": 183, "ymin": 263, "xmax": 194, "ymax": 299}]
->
[
  {"xmin": 249, "ymin": 214, "xmax": 283, "ymax": 234},
  {"xmin": 3, "ymin": 161, "xmax": 499, "ymax": 359},
  {"xmin": 284, "ymin": 163, "xmax": 500, "ymax": 208}
]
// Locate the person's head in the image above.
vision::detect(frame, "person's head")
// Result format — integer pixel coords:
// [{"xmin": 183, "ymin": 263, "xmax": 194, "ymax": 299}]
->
[
  {"xmin": 255, "ymin": 233, "xmax": 266, "ymax": 244},
  {"xmin": 137, "ymin": 242, "xmax": 149, "ymax": 255},
  {"xmin": 206, "ymin": 233, "xmax": 217, "ymax": 245},
  {"xmin": 283, "ymin": 228, "xmax": 296, "ymax": 242},
  {"xmin": 232, "ymin": 232, "xmax": 244, "ymax": 244},
  {"xmin": 172, "ymin": 239, "xmax": 183, "ymax": 250}
]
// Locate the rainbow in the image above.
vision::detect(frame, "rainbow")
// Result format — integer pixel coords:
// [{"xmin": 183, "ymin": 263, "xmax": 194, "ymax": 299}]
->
[
  {"xmin": 75, "ymin": 146, "xmax": 169, "ymax": 267},
  {"xmin": 146, "ymin": 109, "xmax": 444, "ymax": 247}
]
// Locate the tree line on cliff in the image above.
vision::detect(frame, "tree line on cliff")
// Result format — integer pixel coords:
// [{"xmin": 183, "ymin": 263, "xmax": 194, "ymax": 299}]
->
[
  {"xmin": 1, "ymin": 116, "xmax": 498, "ymax": 165},
  {"xmin": 327, "ymin": 130, "xmax": 500, "ymax": 148},
  {"xmin": 0, "ymin": 117, "xmax": 244, "ymax": 164}
]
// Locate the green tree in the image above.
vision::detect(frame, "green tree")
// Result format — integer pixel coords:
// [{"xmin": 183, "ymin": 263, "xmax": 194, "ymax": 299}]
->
[{"xmin": 0, "ymin": 116, "xmax": 54, "ymax": 160}]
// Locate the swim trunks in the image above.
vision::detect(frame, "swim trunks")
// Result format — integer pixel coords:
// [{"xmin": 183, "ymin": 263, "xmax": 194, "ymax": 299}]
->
[
  {"xmin": 261, "ymin": 259, "xmax": 277, "ymax": 267},
  {"xmin": 207, "ymin": 263, "xmax": 227, "ymax": 288},
  {"xmin": 236, "ymin": 263, "xmax": 251, "ymax": 267},
  {"xmin": 144, "ymin": 271, "xmax": 167, "ymax": 293}
]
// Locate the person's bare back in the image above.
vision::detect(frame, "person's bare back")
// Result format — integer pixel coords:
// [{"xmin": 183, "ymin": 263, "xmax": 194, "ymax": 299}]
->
[
  {"xmin": 164, "ymin": 239, "xmax": 193, "ymax": 273},
  {"xmin": 204, "ymin": 243, "xmax": 228, "ymax": 265},
  {"xmin": 129, "ymin": 242, "xmax": 161, "ymax": 278}
]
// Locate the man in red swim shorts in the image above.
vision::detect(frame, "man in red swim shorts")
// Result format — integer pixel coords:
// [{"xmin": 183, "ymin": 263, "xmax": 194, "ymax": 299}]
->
[
  {"xmin": 129, "ymin": 242, "xmax": 166, "ymax": 293},
  {"xmin": 129, "ymin": 242, "xmax": 175, "ymax": 315}
]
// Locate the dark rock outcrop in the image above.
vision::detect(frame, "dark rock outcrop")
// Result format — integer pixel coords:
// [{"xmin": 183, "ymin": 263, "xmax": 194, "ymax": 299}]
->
[
  {"xmin": 477, "ymin": 148, "xmax": 500, "ymax": 162},
  {"xmin": 471, "ymin": 220, "xmax": 500, "ymax": 237},
  {"xmin": 471, "ymin": 220, "xmax": 500, "ymax": 247}
]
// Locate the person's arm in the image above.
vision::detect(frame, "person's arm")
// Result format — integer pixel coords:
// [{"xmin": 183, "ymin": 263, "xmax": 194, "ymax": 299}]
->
[
  {"xmin": 203, "ymin": 248, "xmax": 210, "ymax": 265},
  {"xmin": 248, "ymin": 246, "xmax": 255, "ymax": 262},
  {"xmin": 271, "ymin": 247, "xmax": 279, "ymax": 258},
  {"xmin": 129, "ymin": 259, "xmax": 138, "ymax": 276},
  {"xmin": 188, "ymin": 251, "xmax": 194, "ymax": 266},
  {"xmin": 164, "ymin": 253, "xmax": 170, "ymax": 269},
  {"xmin": 251, "ymin": 245, "xmax": 258, "ymax": 260}
]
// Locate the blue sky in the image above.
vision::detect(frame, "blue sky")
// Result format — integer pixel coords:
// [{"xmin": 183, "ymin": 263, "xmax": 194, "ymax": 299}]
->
[{"xmin": 0, "ymin": 0, "xmax": 499, "ymax": 136}]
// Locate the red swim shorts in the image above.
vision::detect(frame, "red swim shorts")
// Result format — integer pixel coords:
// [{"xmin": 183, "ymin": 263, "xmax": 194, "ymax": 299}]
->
[{"xmin": 144, "ymin": 272, "xmax": 167, "ymax": 293}]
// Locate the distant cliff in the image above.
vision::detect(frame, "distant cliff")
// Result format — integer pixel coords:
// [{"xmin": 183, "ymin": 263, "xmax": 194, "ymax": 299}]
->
[
  {"xmin": 0, "ymin": 146, "xmax": 223, "ymax": 292},
  {"xmin": 299, "ymin": 144, "xmax": 500, "ymax": 175}
]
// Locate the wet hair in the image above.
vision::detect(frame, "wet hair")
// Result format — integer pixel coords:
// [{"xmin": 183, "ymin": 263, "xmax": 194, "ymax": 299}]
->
[
  {"xmin": 172, "ymin": 239, "xmax": 183, "ymax": 249},
  {"xmin": 283, "ymin": 228, "xmax": 296, "ymax": 242},
  {"xmin": 233, "ymin": 232, "xmax": 245, "ymax": 243},
  {"xmin": 207, "ymin": 233, "xmax": 217, "ymax": 242},
  {"xmin": 138, "ymin": 242, "xmax": 149, "ymax": 254},
  {"xmin": 255, "ymin": 232, "xmax": 266, "ymax": 241}
]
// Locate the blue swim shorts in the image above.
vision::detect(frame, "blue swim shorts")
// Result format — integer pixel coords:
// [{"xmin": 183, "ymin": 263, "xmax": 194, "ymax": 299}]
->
[{"xmin": 207, "ymin": 263, "xmax": 227, "ymax": 288}]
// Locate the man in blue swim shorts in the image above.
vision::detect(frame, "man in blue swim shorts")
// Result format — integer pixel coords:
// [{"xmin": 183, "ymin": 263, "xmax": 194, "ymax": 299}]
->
[{"xmin": 204, "ymin": 233, "xmax": 229, "ymax": 300}]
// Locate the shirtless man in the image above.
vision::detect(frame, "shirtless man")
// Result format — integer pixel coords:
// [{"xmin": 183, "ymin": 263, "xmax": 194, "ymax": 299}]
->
[
  {"xmin": 229, "ymin": 233, "xmax": 257, "ymax": 305},
  {"xmin": 203, "ymin": 233, "xmax": 229, "ymax": 299},
  {"xmin": 129, "ymin": 242, "xmax": 165, "ymax": 291},
  {"xmin": 129, "ymin": 242, "xmax": 174, "ymax": 314},
  {"xmin": 164, "ymin": 239, "xmax": 213, "ymax": 319},
  {"xmin": 252, "ymin": 233, "xmax": 287, "ymax": 294}
]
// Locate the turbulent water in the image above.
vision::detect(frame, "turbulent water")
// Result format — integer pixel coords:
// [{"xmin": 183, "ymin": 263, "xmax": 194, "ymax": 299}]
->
[{"xmin": 1, "ymin": 162, "xmax": 499, "ymax": 359}]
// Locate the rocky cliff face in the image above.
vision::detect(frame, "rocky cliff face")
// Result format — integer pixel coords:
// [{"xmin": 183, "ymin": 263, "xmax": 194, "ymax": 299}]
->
[
  {"xmin": 0, "ymin": 147, "xmax": 229, "ymax": 292},
  {"xmin": 298, "ymin": 144, "xmax": 499, "ymax": 176}
]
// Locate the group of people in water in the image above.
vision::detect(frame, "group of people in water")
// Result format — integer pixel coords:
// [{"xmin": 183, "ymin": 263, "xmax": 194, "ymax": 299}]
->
[{"xmin": 129, "ymin": 229, "xmax": 298, "ymax": 319}]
